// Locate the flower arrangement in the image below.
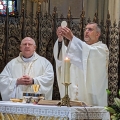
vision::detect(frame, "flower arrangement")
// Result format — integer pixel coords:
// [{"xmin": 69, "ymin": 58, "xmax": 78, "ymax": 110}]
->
[{"xmin": 104, "ymin": 89, "xmax": 120, "ymax": 120}]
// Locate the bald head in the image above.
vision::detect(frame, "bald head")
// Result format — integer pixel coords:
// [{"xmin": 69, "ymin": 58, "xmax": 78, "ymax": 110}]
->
[
  {"xmin": 21, "ymin": 37, "xmax": 36, "ymax": 46},
  {"xmin": 20, "ymin": 37, "xmax": 36, "ymax": 58}
]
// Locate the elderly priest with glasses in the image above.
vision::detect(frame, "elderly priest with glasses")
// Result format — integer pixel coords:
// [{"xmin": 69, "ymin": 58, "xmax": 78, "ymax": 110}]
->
[{"xmin": 0, "ymin": 37, "xmax": 54, "ymax": 101}]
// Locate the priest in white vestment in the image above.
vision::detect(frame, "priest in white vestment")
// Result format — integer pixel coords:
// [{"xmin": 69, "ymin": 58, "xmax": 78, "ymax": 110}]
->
[
  {"xmin": 0, "ymin": 37, "xmax": 54, "ymax": 101},
  {"xmin": 54, "ymin": 22, "xmax": 109, "ymax": 106}
]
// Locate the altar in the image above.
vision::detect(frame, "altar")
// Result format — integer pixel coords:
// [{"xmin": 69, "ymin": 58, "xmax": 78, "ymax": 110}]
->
[{"xmin": 0, "ymin": 101, "xmax": 110, "ymax": 120}]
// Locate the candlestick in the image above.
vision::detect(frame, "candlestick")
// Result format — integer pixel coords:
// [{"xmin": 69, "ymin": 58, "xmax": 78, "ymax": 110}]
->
[
  {"xmin": 64, "ymin": 57, "xmax": 70, "ymax": 83},
  {"xmin": 58, "ymin": 57, "xmax": 71, "ymax": 107},
  {"xmin": 60, "ymin": 83, "xmax": 71, "ymax": 107}
]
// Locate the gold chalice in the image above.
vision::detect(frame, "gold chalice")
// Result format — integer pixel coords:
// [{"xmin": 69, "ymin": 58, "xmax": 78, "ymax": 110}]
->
[{"xmin": 32, "ymin": 84, "xmax": 40, "ymax": 93}]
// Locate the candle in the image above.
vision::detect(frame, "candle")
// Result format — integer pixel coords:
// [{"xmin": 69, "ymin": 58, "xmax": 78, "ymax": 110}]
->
[{"xmin": 64, "ymin": 57, "xmax": 70, "ymax": 83}]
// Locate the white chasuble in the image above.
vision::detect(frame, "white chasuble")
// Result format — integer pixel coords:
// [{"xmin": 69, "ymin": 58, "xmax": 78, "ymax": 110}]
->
[
  {"xmin": 54, "ymin": 36, "xmax": 109, "ymax": 106},
  {"xmin": 0, "ymin": 52, "xmax": 54, "ymax": 101}
]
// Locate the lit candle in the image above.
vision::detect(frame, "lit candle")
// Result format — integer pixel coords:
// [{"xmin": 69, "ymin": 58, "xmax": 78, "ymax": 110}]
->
[{"xmin": 64, "ymin": 57, "xmax": 70, "ymax": 83}]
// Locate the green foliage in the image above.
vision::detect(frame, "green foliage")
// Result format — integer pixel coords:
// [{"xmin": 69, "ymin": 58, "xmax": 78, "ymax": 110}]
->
[
  {"xmin": 105, "ymin": 89, "xmax": 120, "ymax": 120},
  {"xmin": 106, "ymin": 89, "xmax": 111, "ymax": 95}
]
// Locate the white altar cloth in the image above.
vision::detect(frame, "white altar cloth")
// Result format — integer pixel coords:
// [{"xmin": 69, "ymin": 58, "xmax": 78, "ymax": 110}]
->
[{"xmin": 0, "ymin": 101, "xmax": 110, "ymax": 120}]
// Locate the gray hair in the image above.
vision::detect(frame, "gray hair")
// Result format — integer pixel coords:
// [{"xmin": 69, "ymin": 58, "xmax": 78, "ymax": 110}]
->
[{"xmin": 87, "ymin": 22, "xmax": 101, "ymax": 34}]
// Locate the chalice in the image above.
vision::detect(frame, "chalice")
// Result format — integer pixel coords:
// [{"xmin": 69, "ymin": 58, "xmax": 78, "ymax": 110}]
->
[{"xmin": 32, "ymin": 84, "xmax": 40, "ymax": 93}]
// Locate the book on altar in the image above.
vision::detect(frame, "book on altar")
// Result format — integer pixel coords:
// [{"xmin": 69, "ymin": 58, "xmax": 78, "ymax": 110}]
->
[{"xmin": 38, "ymin": 100, "xmax": 89, "ymax": 107}]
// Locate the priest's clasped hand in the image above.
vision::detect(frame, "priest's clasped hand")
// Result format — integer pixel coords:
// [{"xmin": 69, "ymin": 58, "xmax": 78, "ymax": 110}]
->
[{"xmin": 17, "ymin": 75, "xmax": 34, "ymax": 85}]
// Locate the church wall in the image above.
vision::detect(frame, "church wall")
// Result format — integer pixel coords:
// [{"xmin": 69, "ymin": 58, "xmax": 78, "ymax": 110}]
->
[
  {"xmin": 18, "ymin": 0, "xmax": 109, "ymax": 23},
  {"xmin": 18, "ymin": 0, "xmax": 120, "ymax": 25},
  {"xmin": 50, "ymin": 0, "xmax": 82, "ymax": 18},
  {"xmin": 108, "ymin": 0, "xmax": 120, "ymax": 24},
  {"xmin": 84, "ymin": 0, "xmax": 108, "ymax": 24}
]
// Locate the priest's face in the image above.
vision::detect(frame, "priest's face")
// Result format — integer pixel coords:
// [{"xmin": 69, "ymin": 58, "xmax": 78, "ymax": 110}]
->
[
  {"xmin": 84, "ymin": 23, "xmax": 100, "ymax": 45},
  {"xmin": 20, "ymin": 37, "xmax": 36, "ymax": 58}
]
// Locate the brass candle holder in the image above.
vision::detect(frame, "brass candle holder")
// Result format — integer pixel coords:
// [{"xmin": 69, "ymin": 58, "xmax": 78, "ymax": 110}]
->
[{"xmin": 59, "ymin": 83, "xmax": 71, "ymax": 107}]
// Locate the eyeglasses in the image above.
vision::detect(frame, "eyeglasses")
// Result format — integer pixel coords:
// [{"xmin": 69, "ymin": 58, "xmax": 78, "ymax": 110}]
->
[
  {"xmin": 84, "ymin": 28, "xmax": 94, "ymax": 32},
  {"xmin": 21, "ymin": 43, "xmax": 34, "ymax": 46}
]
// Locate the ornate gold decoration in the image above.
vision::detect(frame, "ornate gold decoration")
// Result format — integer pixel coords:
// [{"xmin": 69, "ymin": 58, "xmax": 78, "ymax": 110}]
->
[
  {"xmin": 32, "ymin": 84, "xmax": 40, "ymax": 93},
  {"xmin": 0, "ymin": 113, "xmax": 68, "ymax": 120},
  {"xmin": 31, "ymin": 0, "xmax": 48, "ymax": 12},
  {"xmin": 22, "ymin": 62, "xmax": 34, "ymax": 75},
  {"xmin": 31, "ymin": 0, "xmax": 48, "ymax": 3},
  {"xmin": 59, "ymin": 83, "xmax": 71, "ymax": 107}
]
